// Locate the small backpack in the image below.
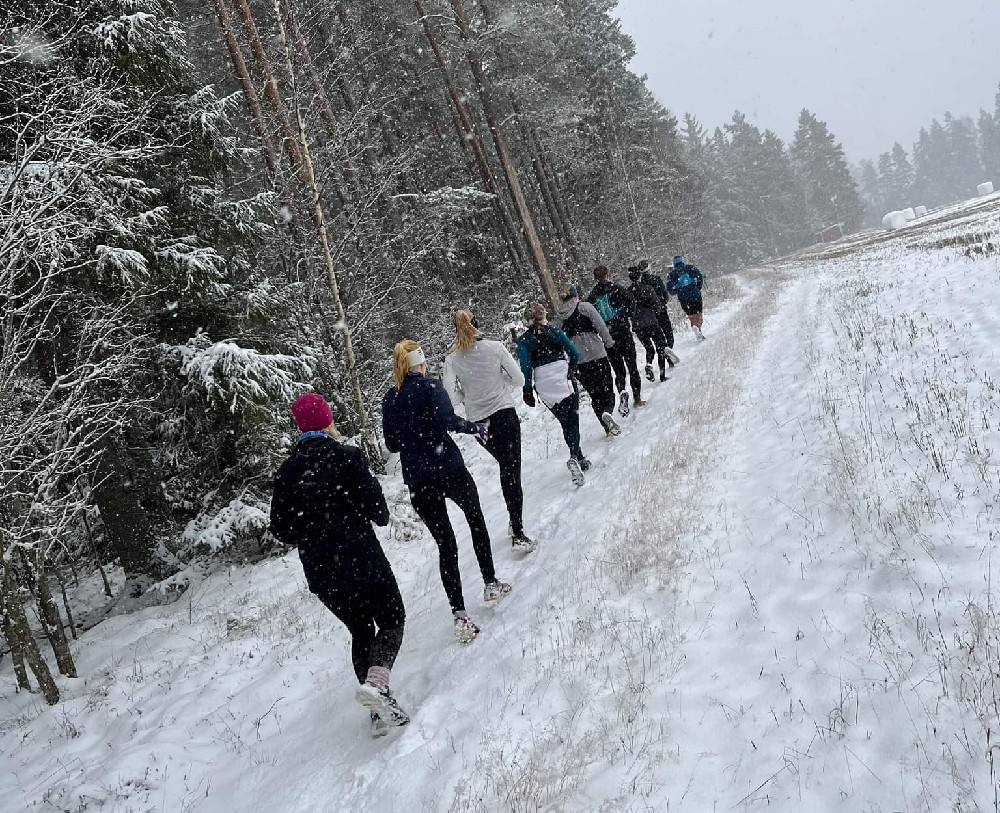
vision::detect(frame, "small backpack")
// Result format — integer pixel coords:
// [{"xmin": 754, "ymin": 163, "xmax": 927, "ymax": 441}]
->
[
  {"xmin": 527, "ymin": 324, "xmax": 567, "ymax": 367},
  {"xmin": 561, "ymin": 304, "xmax": 595, "ymax": 339},
  {"xmin": 593, "ymin": 293, "xmax": 620, "ymax": 323}
]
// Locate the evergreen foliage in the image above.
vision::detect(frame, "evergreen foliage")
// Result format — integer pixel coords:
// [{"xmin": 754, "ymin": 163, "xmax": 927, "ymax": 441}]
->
[
  {"xmin": 857, "ymin": 81, "xmax": 1000, "ymax": 220},
  {"xmin": 1, "ymin": 0, "xmax": 903, "ymax": 672},
  {"xmin": 790, "ymin": 109, "xmax": 864, "ymax": 233}
]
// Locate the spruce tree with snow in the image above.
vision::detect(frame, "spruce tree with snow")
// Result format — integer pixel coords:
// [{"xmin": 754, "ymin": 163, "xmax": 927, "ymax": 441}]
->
[
  {"xmin": 790, "ymin": 109, "xmax": 864, "ymax": 233},
  {"xmin": 944, "ymin": 112, "xmax": 985, "ymax": 200},
  {"xmin": 979, "ymin": 83, "xmax": 1000, "ymax": 184},
  {"xmin": 875, "ymin": 143, "xmax": 915, "ymax": 211},
  {"xmin": 1, "ymin": 1, "xmax": 312, "ymax": 624},
  {"xmin": 857, "ymin": 159, "xmax": 884, "ymax": 226}
]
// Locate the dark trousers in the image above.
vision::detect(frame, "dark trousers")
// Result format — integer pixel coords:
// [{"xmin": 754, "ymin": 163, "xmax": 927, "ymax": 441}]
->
[
  {"xmin": 656, "ymin": 310, "xmax": 675, "ymax": 349},
  {"xmin": 482, "ymin": 407, "xmax": 524, "ymax": 535},
  {"xmin": 314, "ymin": 549, "xmax": 405, "ymax": 684},
  {"xmin": 636, "ymin": 325, "xmax": 668, "ymax": 376},
  {"xmin": 607, "ymin": 321, "xmax": 642, "ymax": 400},
  {"xmin": 548, "ymin": 391, "xmax": 583, "ymax": 460},
  {"xmin": 576, "ymin": 357, "xmax": 615, "ymax": 425},
  {"xmin": 409, "ymin": 467, "xmax": 496, "ymax": 613}
]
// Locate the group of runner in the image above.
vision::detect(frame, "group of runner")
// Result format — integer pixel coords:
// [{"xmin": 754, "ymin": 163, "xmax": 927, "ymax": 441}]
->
[{"xmin": 268, "ymin": 256, "xmax": 706, "ymax": 736}]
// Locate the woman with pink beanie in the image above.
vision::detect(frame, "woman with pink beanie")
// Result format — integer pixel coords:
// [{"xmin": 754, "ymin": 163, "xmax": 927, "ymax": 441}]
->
[{"xmin": 270, "ymin": 392, "xmax": 409, "ymax": 738}]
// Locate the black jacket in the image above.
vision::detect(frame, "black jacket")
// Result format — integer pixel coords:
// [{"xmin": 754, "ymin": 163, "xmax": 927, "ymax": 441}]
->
[
  {"xmin": 270, "ymin": 435, "xmax": 389, "ymax": 595},
  {"xmin": 628, "ymin": 280, "xmax": 665, "ymax": 332},
  {"xmin": 587, "ymin": 280, "xmax": 635, "ymax": 327},
  {"xmin": 382, "ymin": 372, "xmax": 479, "ymax": 485},
  {"xmin": 639, "ymin": 272, "xmax": 671, "ymax": 312}
]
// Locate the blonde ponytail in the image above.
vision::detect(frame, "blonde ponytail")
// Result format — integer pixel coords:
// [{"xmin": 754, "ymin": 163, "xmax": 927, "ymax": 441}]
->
[
  {"xmin": 392, "ymin": 339, "xmax": 421, "ymax": 390},
  {"xmin": 450, "ymin": 310, "xmax": 479, "ymax": 352}
]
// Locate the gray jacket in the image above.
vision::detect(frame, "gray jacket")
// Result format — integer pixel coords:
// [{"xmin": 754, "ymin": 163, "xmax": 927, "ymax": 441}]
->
[{"xmin": 552, "ymin": 299, "xmax": 615, "ymax": 365}]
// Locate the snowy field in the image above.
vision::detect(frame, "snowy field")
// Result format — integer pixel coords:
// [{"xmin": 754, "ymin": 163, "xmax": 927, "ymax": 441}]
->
[{"xmin": 2, "ymin": 195, "xmax": 1000, "ymax": 812}]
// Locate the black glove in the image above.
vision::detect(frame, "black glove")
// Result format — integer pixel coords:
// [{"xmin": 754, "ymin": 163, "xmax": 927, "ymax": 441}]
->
[{"xmin": 522, "ymin": 389, "xmax": 536, "ymax": 408}]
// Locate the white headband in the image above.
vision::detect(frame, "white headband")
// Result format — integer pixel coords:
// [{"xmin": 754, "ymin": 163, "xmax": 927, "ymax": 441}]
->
[{"xmin": 406, "ymin": 348, "xmax": 426, "ymax": 368}]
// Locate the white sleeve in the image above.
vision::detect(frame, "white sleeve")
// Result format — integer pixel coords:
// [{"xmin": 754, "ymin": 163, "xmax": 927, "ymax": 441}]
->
[
  {"xmin": 496, "ymin": 341, "xmax": 525, "ymax": 388},
  {"xmin": 442, "ymin": 355, "xmax": 464, "ymax": 412}
]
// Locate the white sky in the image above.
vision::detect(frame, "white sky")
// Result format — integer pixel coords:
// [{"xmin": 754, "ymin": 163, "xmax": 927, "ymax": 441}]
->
[{"xmin": 614, "ymin": 0, "xmax": 1000, "ymax": 160}]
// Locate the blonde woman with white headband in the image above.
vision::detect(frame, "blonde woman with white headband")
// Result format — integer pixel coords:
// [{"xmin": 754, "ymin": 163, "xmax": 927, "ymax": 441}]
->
[
  {"xmin": 443, "ymin": 310, "xmax": 536, "ymax": 556},
  {"xmin": 381, "ymin": 339, "xmax": 512, "ymax": 644}
]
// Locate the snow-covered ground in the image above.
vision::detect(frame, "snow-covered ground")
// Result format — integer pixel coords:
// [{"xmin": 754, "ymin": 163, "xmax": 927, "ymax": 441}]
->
[{"xmin": 2, "ymin": 195, "xmax": 999, "ymax": 812}]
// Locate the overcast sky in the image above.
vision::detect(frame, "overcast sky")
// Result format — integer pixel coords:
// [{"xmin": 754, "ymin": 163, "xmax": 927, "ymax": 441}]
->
[{"xmin": 614, "ymin": 0, "xmax": 1000, "ymax": 161}]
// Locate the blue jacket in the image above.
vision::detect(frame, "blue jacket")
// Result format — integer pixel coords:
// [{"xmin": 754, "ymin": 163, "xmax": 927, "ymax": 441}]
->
[
  {"xmin": 516, "ymin": 324, "xmax": 580, "ymax": 389},
  {"xmin": 382, "ymin": 372, "xmax": 479, "ymax": 485},
  {"xmin": 666, "ymin": 264, "xmax": 704, "ymax": 302}
]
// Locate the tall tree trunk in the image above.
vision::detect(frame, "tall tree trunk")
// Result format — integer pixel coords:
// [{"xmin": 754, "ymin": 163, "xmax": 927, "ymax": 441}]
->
[
  {"xmin": 515, "ymin": 101, "xmax": 581, "ymax": 265},
  {"xmin": 413, "ymin": 0, "xmax": 530, "ymax": 280},
  {"xmin": 57, "ymin": 571, "xmax": 78, "ymax": 641},
  {"xmin": 211, "ymin": 0, "xmax": 279, "ymax": 176},
  {"xmin": 273, "ymin": 0, "xmax": 383, "ymax": 472},
  {"xmin": 0, "ymin": 561, "xmax": 58, "ymax": 704},
  {"xmin": 277, "ymin": 0, "xmax": 361, "ymax": 202},
  {"xmin": 0, "ymin": 586, "xmax": 30, "ymax": 692},
  {"xmin": 229, "ymin": 0, "xmax": 308, "ymax": 181},
  {"xmin": 477, "ymin": 0, "xmax": 581, "ymax": 266},
  {"xmin": 30, "ymin": 555, "xmax": 76, "ymax": 677},
  {"xmin": 447, "ymin": 0, "xmax": 559, "ymax": 306}
]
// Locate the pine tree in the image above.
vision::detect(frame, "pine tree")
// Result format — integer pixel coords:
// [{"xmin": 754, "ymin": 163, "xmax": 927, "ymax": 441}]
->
[
  {"xmin": 981, "ymin": 83, "xmax": 1000, "ymax": 183},
  {"xmin": 944, "ymin": 112, "xmax": 983, "ymax": 200},
  {"xmin": 912, "ymin": 120, "xmax": 951, "ymax": 206},
  {"xmin": 1, "ymin": 1, "xmax": 312, "ymax": 617},
  {"xmin": 875, "ymin": 143, "xmax": 915, "ymax": 210},
  {"xmin": 790, "ymin": 109, "xmax": 864, "ymax": 232}
]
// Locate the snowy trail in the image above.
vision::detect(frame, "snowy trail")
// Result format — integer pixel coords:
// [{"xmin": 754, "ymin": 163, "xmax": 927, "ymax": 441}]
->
[
  {"xmin": 223, "ymin": 283, "xmax": 771, "ymax": 813},
  {"xmin": 3, "ymin": 196, "xmax": 1000, "ymax": 813}
]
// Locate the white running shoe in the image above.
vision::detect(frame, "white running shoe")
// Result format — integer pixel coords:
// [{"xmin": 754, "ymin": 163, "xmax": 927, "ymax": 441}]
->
[
  {"xmin": 454, "ymin": 614, "xmax": 480, "ymax": 643},
  {"xmin": 665, "ymin": 347, "xmax": 681, "ymax": 364},
  {"xmin": 356, "ymin": 682, "xmax": 410, "ymax": 727},
  {"xmin": 601, "ymin": 412, "xmax": 622, "ymax": 437},
  {"xmin": 567, "ymin": 457, "xmax": 585, "ymax": 486},
  {"xmin": 483, "ymin": 580, "xmax": 512, "ymax": 603},
  {"xmin": 511, "ymin": 533, "xmax": 537, "ymax": 555}
]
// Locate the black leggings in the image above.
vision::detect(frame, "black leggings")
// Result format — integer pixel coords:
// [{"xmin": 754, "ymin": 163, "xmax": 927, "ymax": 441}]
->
[
  {"xmin": 576, "ymin": 357, "xmax": 615, "ymax": 426},
  {"xmin": 314, "ymin": 549, "xmax": 405, "ymax": 684},
  {"xmin": 636, "ymin": 325, "xmax": 668, "ymax": 376},
  {"xmin": 607, "ymin": 321, "xmax": 642, "ymax": 400},
  {"xmin": 548, "ymin": 391, "xmax": 583, "ymax": 460},
  {"xmin": 409, "ymin": 467, "xmax": 496, "ymax": 613},
  {"xmin": 482, "ymin": 408, "xmax": 524, "ymax": 535},
  {"xmin": 656, "ymin": 310, "xmax": 675, "ymax": 349}
]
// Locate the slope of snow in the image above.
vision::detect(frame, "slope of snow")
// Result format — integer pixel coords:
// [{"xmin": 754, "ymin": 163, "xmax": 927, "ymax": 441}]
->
[{"xmin": 1, "ymin": 198, "xmax": 999, "ymax": 812}]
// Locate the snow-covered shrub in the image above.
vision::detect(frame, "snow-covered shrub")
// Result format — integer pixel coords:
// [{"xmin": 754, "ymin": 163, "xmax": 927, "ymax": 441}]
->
[
  {"xmin": 179, "ymin": 495, "xmax": 274, "ymax": 561},
  {"xmin": 168, "ymin": 334, "xmax": 314, "ymax": 418}
]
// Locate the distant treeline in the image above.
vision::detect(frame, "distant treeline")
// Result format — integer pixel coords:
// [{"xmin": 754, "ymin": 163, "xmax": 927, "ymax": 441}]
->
[{"xmin": 857, "ymin": 82, "xmax": 1000, "ymax": 221}]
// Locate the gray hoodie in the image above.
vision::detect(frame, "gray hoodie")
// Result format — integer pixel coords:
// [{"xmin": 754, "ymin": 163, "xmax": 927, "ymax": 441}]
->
[{"xmin": 552, "ymin": 299, "xmax": 615, "ymax": 365}]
